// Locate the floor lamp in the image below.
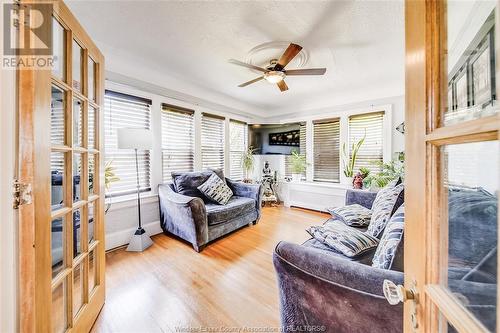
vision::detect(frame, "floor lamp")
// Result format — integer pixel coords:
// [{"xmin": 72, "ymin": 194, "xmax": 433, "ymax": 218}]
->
[{"xmin": 117, "ymin": 128, "xmax": 153, "ymax": 252}]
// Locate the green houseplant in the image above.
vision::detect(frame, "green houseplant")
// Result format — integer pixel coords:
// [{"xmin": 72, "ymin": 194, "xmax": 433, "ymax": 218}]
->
[
  {"xmin": 241, "ymin": 146, "xmax": 257, "ymax": 183},
  {"xmin": 290, "ymin": 150, "xmax": 308, "ymax": 182},
  {"xmin": 341, "ymin": 135, "xmax": 365, "ymax": 178},
  {"xmin": 363, "ymin": 152, "xmax": 405, "ymax": 189},
  {"xmin": 104, "ymin": 160, "xmax": 120, "ymax": 214}
]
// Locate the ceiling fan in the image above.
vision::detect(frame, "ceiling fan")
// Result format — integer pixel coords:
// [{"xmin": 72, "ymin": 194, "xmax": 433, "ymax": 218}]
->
[{"xmin": 229, "ymin": 43, "xmax": 326, "ymax": 92}]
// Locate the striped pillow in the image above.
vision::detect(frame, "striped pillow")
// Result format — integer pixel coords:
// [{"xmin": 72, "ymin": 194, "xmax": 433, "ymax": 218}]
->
[
  {"xmin": 327, "ymin": 204, "xmax": 372, "ymax": 227},
  {"xmin": 307, "ymin": 222, "xmax": 379, "ymax": 257},
  {"xmin": 372, "ymin": 205, "xmax": 405, "ymax": 269},
  {"xmin": 367, "ymin": 183, "xmax": 404, "ymax": 238},
  {"xmin": 197, "ymin": 173, "xmax": 233, "ymax": 205}
]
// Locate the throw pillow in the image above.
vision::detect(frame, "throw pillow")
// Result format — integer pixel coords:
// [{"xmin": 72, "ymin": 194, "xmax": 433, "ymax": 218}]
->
[
  {"xmin": 372, "ymin": 205, "xmax": 405, "ymax": 269},
  {"xmin": 327, "ymin": 204, "xmax": 372, "ymax": 227},
  {"xmin": 367, "ymin": 183, "xmax": 404, "ymax": 238},
  {"xmin": 306, "ymin": 222, "xmax": 379, "ymax": 257},
  {"xmin": 198, "ymin": 173, "xmax": 233, "ymax": 205}
]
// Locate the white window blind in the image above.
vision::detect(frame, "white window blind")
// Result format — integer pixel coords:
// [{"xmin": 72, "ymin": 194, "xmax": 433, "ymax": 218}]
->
[
  {"xmin": 285, "ymin": 123, "xmax": 307, "ymax": 178},
  {"xmin": 161, "ymin": 104, "xmax": 195, "ymax": 182},
  {"xmin": 104, "ymin": 90, "xmax": 151, "ymax": 197},
  {"xmin": 201, "ymin": 113, "xmax": 225, "ymax": 170},
  {"xmin": 349, "ymin": 111, "xmax": 384, "ymax": 173},
  {"xmin": 229, "ymin": 120, "xmax": 247, "ymax": 180},
  {"xmin": 313, "ymin": 118, "xmax": 340, "ymax": 182}
]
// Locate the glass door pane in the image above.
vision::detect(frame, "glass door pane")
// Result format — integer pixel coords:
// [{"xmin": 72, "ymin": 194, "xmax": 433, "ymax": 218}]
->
[
  {"xmin": 52, "ymin": 18, "xmax": 65, "ymax": 81},
  {"xmin": 442, "ymin": 140, "xmax": 498, "ymax": 331},
  {"xmin": 444, "ymin": 1, "xmax": 498, "ymax": 126},
  {"xmin": 73, "ymin": 98, "xmax": 83, "ymax": 147},
  {"xmin": 51, "ymin": 152, "xmax": 65, "ymax": 211},
  {"xmin": 72, "ymin": 40, "xmax": 82, "ymax": 92},
  {"xmin": 52, "ymin": 279, "xmax": 68, "ymax": 333},
  {"xmin": 51, "ymin": 217, "xmax": 65, "ymax": 278},
  {"xmin": 51, "ymin": 86, "xmax": 65, "ymax": 145},
  {"xmin": 88, "ymin": 57, "xmax": 95, "ymax": 102}
]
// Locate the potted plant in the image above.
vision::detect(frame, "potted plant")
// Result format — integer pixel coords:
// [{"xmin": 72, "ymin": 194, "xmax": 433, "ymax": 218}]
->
[
  {"xmin": 104, "ymin": 160, "xmax": 120, "ymax": 214},
  {"xmin": 341, "ymin": 135, "xmax": 365, "ymax": 184},
  {"xmin": 241, "ymin": 146, "xmax": 256, "ymax": 183},
  {"xmin": 290, "ymin": 150, "xmax": 308, "ymax": 182},
  {"xmin": 363, "ymin": 152, "xmax": 405, "ymax": 190}
]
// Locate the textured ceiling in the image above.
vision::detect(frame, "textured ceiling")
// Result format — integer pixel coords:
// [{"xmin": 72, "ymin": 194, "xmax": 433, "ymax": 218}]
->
[{"xmin": 67, "ymin": 0, "xmax": 405, "ymax": 116}]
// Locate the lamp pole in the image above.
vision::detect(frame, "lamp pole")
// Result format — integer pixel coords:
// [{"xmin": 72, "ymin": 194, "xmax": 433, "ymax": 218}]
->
[{"xmin": 135, "ymin": 148, "xmax": 142, "ymax": 230}]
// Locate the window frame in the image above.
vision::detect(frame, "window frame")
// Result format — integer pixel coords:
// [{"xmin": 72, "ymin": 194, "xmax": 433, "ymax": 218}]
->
[
  {"xmin": 229, "ymin": 119, "xmax": 248, "ymax": 181},
  {"xmin": 161, "ymin": 103, "xmax": 195, "ymax": 182}
]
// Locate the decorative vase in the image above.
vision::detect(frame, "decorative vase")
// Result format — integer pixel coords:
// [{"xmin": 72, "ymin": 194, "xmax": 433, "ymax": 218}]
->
[{"xmin": 292, "ymin": 173, "xmax": 302, "ymax": 182}]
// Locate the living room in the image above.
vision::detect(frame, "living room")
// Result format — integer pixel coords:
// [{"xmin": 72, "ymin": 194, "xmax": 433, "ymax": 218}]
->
[{"xmin": 0, "ymin": 1, "xmax": 498, "ymax": 333}]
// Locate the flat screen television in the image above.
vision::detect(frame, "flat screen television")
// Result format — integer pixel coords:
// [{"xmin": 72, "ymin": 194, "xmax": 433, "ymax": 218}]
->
[{"xmin": 248, "ymin": 123, "xmax": 301, "ymax": 155}]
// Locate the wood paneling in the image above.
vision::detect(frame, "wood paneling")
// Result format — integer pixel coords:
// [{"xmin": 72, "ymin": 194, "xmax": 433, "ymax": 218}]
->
[{"xmin": 90, "ymin": 206, "xmax": 329, "ymax": 332}]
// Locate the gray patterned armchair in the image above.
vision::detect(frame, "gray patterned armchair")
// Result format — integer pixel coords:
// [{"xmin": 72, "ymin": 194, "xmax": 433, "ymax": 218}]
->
[{"xmin": 158, "ymin": 170, "xmax": 263, "ymax": 252}]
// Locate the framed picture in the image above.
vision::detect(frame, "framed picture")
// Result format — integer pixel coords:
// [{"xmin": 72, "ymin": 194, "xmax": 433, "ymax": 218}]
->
[
  {"xmin": 471, "ymin": 39, "xmax": 492, "ymax": 106},
  {"xmin": 269, "ymin": 130, "xmax": 300, "ymax": 146}
]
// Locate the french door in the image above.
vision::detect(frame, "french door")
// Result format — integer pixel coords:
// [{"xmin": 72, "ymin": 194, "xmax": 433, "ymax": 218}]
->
[
  {"xmin": 401, "ymin": 1, "xmax": 499, "ymax": 332},
  {"xmin": 18, "ymin": 0, "xmax": 105, "ymax": 331}
]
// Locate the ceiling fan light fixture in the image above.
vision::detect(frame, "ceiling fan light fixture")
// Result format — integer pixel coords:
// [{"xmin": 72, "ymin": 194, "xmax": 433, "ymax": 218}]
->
[{"xmin": 264, "ymin": 71, "xmax": 286, "ymax": 84}]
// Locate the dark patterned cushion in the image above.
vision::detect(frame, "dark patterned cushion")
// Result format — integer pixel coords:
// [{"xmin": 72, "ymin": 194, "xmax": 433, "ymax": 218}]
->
[
  {"xmin": 171, "ymin": 170, "xmax": 225, "ymax": 199},
  {"xmin": 367, "ymin": 183, "xmax": 404, "ymax": 238},
  {"xmin": 198, "ymin": 173, "xmax": 233, "ymax": 205},
  {"xmin": 372, "ymin": 204, "xmax": 404, "ymax": 269},
  {"xmin": 327, "ymin": 204, "xmax": 372, "ymax": 227},
  {"xmin": 306, "ymin": 222, "xmax": 379, "ymax": 257}
]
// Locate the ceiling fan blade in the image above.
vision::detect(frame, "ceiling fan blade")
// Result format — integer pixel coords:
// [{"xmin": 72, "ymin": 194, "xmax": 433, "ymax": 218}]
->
[
  {"xmin": 285, "ymin": 68, "xmax": 327, "ymax": 76},
  {"xmin": 274, "ymin": 43, "xmax": 303, "ymax": 71},
  {"xmin": 238, "ymin": 76, "xmax": 264, "ymax": 87},
  {"xmin": 277, "ymin": 80, "xmax": 288, "ymax": 92},
  {"xmin": 229, "ymin": 59, "xmax": 268, "ymax": 73}
]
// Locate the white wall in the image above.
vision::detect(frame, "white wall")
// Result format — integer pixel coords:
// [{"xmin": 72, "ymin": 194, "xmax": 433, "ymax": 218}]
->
[{"xmin": 0, "ymin": 7, "xmax": 18, "ymax": 329}]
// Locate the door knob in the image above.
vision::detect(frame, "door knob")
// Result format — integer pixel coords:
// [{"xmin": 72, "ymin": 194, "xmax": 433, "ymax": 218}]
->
[{"xmin": 383, "ymin": 279, "xmax": 416, "ymax": 305}]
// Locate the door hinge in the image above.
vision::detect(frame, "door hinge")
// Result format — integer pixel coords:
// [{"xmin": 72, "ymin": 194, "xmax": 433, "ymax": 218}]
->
[{"xmin": 13, "ymin": 179, "xmax": 32, "ymax": 209}]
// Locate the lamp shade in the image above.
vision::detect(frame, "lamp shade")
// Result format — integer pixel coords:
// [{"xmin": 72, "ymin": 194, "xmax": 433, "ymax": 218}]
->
[{"xmin": 117, "ymin": 128, "xmax": 152, "ymax": 150}]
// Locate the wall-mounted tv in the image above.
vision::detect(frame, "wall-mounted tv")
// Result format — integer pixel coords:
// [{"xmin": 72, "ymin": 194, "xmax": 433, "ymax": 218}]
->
[{"xmin": 248, "ymin": 123, "xmax": 301, "ymax": 155}]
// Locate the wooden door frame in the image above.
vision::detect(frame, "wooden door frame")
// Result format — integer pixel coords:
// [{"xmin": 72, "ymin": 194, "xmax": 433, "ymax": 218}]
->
[
  {"xmin": 405, "ymin": 1, "xmax": 500, "ymax": 332},
  {"xmin": 17, "ymin": 1, "xmax": 105, "ymax": 332}
]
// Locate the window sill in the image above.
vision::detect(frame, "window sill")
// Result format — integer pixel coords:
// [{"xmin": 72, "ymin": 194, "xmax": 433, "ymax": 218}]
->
[{"xmin": 105, "ymin": 192, "xmax": 158, "ymax": 212}]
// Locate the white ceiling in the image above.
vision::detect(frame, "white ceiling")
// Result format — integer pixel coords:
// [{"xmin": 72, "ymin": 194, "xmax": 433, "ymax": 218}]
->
[{"xmin": 67, "ymin": 0, "xmax": 405, "ymax": 117}]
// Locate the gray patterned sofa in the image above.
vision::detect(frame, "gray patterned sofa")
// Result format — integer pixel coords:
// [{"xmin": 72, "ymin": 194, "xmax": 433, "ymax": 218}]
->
[
  {"xmin": 158, "ymin": 170, "xmax": 263, "ymax": 252},
  {"xmin": 273, "ymin": 186, "xmax": 497, "ymax": 332}
]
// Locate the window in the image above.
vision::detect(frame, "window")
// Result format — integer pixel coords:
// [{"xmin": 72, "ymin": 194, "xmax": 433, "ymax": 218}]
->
[
  {"xmin": 229, "ymin": 120, "xmax": 247, "ymax": 180},
  {"xmin": 348, "ymin": 112, "xmax": 384, "ymax": 173},
  {"xmin": 161, "ymin": 104, "xmax": 194, "ymax": 182},
  {"xmin": 104, "ymin": 90, "xmax": 151, "ymax": 197},
  {"xmin": 201, "ymin": 113, "xmax": 225, "ymax": 170},
  {"xmin": 313, "ymin": 118, "xmax": 340, "ymax": 182},
  {"xmin": 285, "ymin": 123, "xmax": 307, "ymax": 178}
]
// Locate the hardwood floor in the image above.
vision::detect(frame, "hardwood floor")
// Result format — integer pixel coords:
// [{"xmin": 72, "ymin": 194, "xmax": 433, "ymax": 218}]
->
[{"xmin": 90, "ymin": 206, "xmax": 329, "ymax": 332}]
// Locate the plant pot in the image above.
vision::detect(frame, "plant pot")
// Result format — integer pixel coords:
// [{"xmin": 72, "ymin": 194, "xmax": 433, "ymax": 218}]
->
[
  {"xmin": 291, "ymin": 173, "xmax": 302, "ymax": 182},
  {"xmin": 346, "ymin": 176, "xmax": 354, "ymax": 187}
]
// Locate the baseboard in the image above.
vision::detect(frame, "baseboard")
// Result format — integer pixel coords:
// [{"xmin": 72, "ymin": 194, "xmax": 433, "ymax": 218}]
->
[{"xmin": 105, "ymin": 220, "xmax": 163, "ymax": 251}]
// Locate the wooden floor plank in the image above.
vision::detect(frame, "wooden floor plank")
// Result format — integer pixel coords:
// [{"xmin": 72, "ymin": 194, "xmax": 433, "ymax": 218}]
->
[{"xmin": 91, "ymin": 206, "xmax": 329, "ymax": 332}]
